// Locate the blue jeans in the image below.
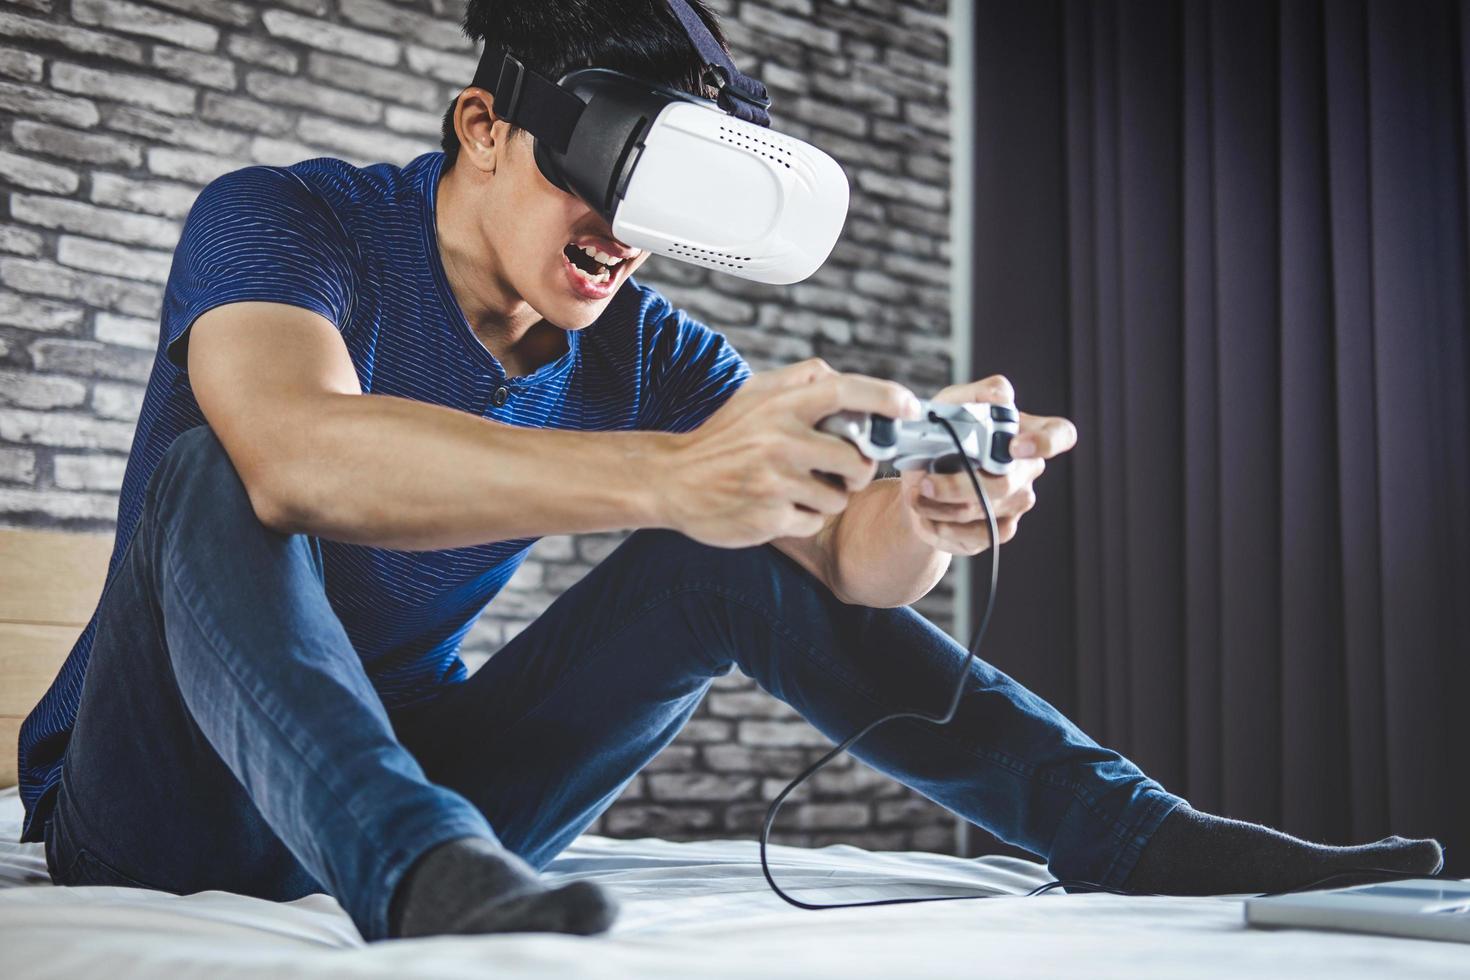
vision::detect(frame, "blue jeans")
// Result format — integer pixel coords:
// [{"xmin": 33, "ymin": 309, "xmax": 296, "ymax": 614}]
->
[{"xmin": 44, "ymin": 426, "xmax": 1183, "ymax": 940}]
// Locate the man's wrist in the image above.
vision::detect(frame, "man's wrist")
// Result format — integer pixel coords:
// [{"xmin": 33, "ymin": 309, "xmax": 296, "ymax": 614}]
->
[{"xmin": 626, "ymin": 430, "xmax": 686, "ymax": 532}]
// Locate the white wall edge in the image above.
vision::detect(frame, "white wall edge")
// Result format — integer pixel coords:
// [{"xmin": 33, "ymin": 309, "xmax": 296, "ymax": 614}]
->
[{"xmin": 949, "ymin": 0, "xmax": 977, "ymax": 857}]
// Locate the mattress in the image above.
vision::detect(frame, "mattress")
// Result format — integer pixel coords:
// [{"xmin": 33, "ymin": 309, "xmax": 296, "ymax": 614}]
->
[{"xmin": 0, "ymin": 787, "xmax": 1463, "ymax": 978}]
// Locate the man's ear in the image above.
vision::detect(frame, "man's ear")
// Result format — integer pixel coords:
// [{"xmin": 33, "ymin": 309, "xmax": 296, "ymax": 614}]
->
[{"xmin": 453, "ymin": 88, "xmax": 508, "ymax": 175}]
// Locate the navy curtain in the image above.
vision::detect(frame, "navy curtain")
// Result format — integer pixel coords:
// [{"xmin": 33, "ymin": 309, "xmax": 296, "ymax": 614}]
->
[{"xmin": 966, "ymin": 0, "xmax": 1470, "ymax": 874}]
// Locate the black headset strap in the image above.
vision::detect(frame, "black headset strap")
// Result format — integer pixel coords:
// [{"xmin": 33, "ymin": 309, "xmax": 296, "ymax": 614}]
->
[
  {"xmin": 663, "ymin": 0, "xmax": 771, "ymax": 125},
  {"xmin": 468, "ymin": 1, "xmax": 772, "ymax": 147},
  {"xmin": 469, "ymin": 43, "xmax": 585, "ymax": 154}
]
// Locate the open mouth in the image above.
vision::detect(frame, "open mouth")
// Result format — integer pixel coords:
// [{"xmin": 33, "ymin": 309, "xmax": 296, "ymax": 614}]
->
[{"xmin": 562, "ymin": 242, "xmax": 625, "ymax": 285}]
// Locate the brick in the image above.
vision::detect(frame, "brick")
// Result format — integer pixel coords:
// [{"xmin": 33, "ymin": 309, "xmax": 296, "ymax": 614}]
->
[
  {"xmin": 200, "ymin": 93, "xmax": 295, "ymax": 137},
  {"xmin": 147, "ymin": 147, "xmax": 247, "ymax": 185},
  {"xmin": 89, "ymin": 173, "xmax": 197, "ymax": 219},
  {"xmin": 0, "ymin": 408, "xmax": 135, "ymax": 451},
  {"xmin": 148, "ymin": 0, "xmax": 255, "ymax": 28},
  {"xmin": 245, "ymin": 71, "xmax": 381, "ymax": 123},
  {"xmin": 248, "ymin": 137, "xmax": 323, "ymax": 168},
  {"xmin": 57, "ymin": 236, "xmax": 173, "ymax": 285},
  {"xmin": 72, "ymin": 0, "xmax": 219, "ymax": 52},
  {"xmin": 0, "ymin": 11, "xmax": 145, "ymax": 65},
  {"xmin": 0, "ymin": 150, "xmax": 80, "ymax": 194},
  {"xmin": 646, "ymin": 773, "xmax": 756, "ymax": 802},
  {"xmin": 737, "ymin": 719, "xmax": 831, "ymax": 747},
  {"xmin": 30, "ymin": 338, "xmax": 153, "ymax": 383},
  {"xmin": 641, "ymin": 745, "xmax": 698, "ymax": 772},
  {"xmin": 0, "ymin": 258, "xmax": 161, "ymax": 318},
  {"xmin": 12, "ymin": 120, "xmax": 139, "ymax": 167},
  {"xmin": 93, "ymin": 381, "xmax": 146, "ymax": 419},
  {"xmin": 53, "ymin": 453, "xmax": 128, "ymax": 491},
  {"xmin": 384, "ymin": 106, "xmax": 443, "ymax": 136},
  {"xmin": 681, "ymin": 293, "xmax": 756, "ymax": 327},
  {"xmin": 226, "ymin": 35, "xmax": 299, "ymax": 74},
  {"xmin": 94, "ymin": 313, "xmax": 160, "ymax": 350},
  {"xmin": 0, "ymin": 226, "xmax": 43, "ymax": 257},
  {"xmin": 674, "ymin": 719, "xmax": 734, "ymax": 744},
  {"xmin": 0, "ymin": 80, "xmax": 99, "ymax": 128},
  {"xmin": 0, "ymin": 291, "xmax": 85, "ymax": 333},
  {"xmin": 152, "ymin": 46, "xmax": 237, "ymax": 91},
  {"xmin": 261, "ymin": 11, "xmax": 401, "ymax": 67},
  {"xmin": 602, "ymin": 805, "xmax": 716, "ymax": 836},
  {"xmin": 51, "ymin": 63, "xmax": 196, "ymax": 117},
  {"xmin": 529, "ymin": 534, "xmax": 575, "ymax": 562},
  {"xmin": 0, "ymin": 45, "xmax": 44, "ymax": 83},
  {"xmin": 576, "ymin": 532, "xmax": 626, "ymax": 565},
  {"xmin": 306, "ymin": 52, "xmax": 442, "ymax": 110},
  {"xmin": 294, "ymin": 113, "xmax": 433, "ymax": 164},
  {"xmin": 5, "ymin": 0, "xmax": 52, "ymax": 13},
  {"xmin": 0, "ymin": 369, "xmax": 87, "ymax": 409},
  {"xmin": 0, "ymin": 487, "xmax": 117, "ymax": 521},
  {"xmin": 404, "ymin": 45, "xmax": 476, "ymax": 85},
  {"xmin": 337, "ymin": 0, "xmax": 467, "ymax": 51},
  {"xmin": 856, "ymin": 170, "xmax": 947, "ymax": 209},
  {"xmin": 783, "ymin": 96, "xmax": 869, "ymax": 135},
  {"xmin": 0, "ymin": 447, "xmax": 37, "ymax": 484},
  {"xmin": 102, "ymin": 106, "xmax": 251, "ymax": 157},
  {"xmin": 9, "ymin": 194, "xmax": 180, "ymax": 249}
]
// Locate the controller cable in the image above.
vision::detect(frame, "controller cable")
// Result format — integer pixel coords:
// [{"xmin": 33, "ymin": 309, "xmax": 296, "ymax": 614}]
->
[{"xmin": 758, "ymin": 413, "xmax": 1456, "ymax": 910}]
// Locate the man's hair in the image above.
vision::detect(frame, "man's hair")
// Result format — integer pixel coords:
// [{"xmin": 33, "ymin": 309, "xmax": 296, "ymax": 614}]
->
[{"xmin": 441, "ymin": 0, "xmax": 725, "ymax": 167}]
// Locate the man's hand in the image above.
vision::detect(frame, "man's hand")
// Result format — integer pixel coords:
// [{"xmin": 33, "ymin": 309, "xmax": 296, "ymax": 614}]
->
[
  {"xmin": 900, "ymin": 375, "xmax": 1076, "ymax": 555},
  {"xmin": 657, "ymin": 358, "xmax": 923, "ymax": 548}
]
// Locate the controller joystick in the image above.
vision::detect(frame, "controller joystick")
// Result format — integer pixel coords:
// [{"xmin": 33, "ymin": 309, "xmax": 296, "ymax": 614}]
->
[{"xmin": 817, "ymin": 400, "xmax": 1020, "ymax": 477}]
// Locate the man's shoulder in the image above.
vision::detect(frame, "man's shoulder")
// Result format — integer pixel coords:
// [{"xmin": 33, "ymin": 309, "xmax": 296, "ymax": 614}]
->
[{"xmin": 195, "ymin": 152, "xmax": 440, "ymax": 225}]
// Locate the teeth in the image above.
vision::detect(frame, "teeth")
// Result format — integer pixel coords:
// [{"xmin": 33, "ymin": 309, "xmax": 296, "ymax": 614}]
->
[{"xmin": 579, "ymin": 244, "xmax": 622, "ymax": 266}]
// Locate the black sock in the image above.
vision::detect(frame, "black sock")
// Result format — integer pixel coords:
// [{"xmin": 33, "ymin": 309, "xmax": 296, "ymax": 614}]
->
[
  {"xmin": 388, "ymin": 836, "xmax": 619, "ymax": 938},
  {"xmin": 1124, "ymin": 804, "xmax": 1444, "ymax": 896}
]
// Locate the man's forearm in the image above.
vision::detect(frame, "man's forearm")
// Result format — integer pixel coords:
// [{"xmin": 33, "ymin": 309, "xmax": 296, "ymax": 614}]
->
[
  {"xmin": 259, "ymin": 392, "xmax": 676, "ymax": 550},
  {"xmin": 827, "ymin": 478, "xmax": 951, "ymax": 607}
]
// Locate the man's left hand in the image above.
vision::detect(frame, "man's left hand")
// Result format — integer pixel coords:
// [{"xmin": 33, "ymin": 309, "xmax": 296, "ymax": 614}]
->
[{"xmin": 900, "ymin": 375, "xmax": 1076, "ymax": 556}]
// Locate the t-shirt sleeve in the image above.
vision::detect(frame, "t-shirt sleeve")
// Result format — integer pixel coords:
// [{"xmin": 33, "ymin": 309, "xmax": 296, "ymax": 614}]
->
[
  {"xmin": 161, "ymin": 166, "xmax": 357, "ymax": 371},
  {"xmin": 635, "ymin": 296, "xmax": 752, "ymax": 434}
]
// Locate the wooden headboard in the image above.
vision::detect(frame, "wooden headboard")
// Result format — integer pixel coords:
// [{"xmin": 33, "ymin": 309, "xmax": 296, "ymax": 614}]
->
[{"xmin": 0, "ymin": 528, "xmax": 114, "ymax": 788}]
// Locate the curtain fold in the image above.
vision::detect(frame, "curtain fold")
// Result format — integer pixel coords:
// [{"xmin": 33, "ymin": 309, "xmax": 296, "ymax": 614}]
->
[{"xmin": 969, "ymin": 0, "xmax": 1470, "ymax": 871}]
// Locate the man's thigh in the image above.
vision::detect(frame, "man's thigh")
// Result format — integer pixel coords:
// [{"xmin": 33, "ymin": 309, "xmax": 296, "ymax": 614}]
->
[
  {"xmin": 48, "ymin": 526, "xmax": 318, "ymax": 901},
  {"xmin": 390, "ymin": 529, "xmax": 771, "ymax": 867}
]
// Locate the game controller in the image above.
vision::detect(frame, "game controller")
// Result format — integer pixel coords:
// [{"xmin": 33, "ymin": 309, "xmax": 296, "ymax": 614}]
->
[{"xmin": 817, "ymin": 400, "xmax": 1021, "ymax": 476}]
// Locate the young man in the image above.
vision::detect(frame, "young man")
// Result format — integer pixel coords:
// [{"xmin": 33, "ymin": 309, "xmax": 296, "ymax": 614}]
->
[{"xmin": 19, "ymin": 0, "xmax": 1441, "ymax": 943}]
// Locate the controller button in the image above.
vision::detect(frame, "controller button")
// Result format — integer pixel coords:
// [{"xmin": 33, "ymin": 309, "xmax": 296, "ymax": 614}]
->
[
  {"xmin": 990, "ymin": 431, "xmax": 1013, "ymax": 464},
  {"xmin": 990, "ymin": 404, "xmax": 1019, "ymax": 423},
  {"xmin": 869, "ymin": 415, "xmax": 898, "ymax": 448}
]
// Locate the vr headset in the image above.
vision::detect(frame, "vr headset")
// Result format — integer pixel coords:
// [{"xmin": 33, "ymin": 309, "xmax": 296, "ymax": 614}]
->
[{"xmin": 468, "ymin": 0, "xmax": 849, "ymax": 285}]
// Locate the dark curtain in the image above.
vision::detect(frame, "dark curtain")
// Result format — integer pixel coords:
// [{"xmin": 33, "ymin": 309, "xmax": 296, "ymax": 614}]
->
[{"xmin": 966, "ymin": 0, "xmax": 1470, "ymax": 874}]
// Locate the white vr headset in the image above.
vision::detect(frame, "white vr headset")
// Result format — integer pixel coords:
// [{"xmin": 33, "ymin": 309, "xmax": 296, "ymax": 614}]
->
[{"xmin": 470, "ymin": 0, "xmax": 849, "ymax": 285}]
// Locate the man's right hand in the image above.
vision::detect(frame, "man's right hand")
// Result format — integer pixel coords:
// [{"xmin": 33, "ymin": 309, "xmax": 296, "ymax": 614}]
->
[{"xmin": 656, "ymin": 358, "xmax": 923, "ymax": 547}]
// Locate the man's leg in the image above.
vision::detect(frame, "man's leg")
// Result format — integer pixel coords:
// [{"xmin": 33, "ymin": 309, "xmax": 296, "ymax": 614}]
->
[
  {"xmin": 48, "ymin": 425, "xmax": 603, "ymax": 940},
  {"xmin": 394, "ymin": 527, "xmax": 1181, "ymax": 887},
  {"xmin": 400, "ymin": 527, "xmax": 1443, "ymax": 895}
]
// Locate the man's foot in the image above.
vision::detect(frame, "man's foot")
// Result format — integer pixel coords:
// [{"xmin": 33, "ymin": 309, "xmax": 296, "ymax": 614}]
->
[
  {"xmin": 1124, "ymin": 804, "xmax": 1444, "ymax": 896},
  {"xmin": 389, "ymin": 836, "xmax": 619, "ymax": 938}
]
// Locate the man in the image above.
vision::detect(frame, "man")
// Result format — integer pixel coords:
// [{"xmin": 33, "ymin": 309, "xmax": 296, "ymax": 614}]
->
[{"xmin": 19, "ymin": 0, "xmax": 1441, "ymax": 943}]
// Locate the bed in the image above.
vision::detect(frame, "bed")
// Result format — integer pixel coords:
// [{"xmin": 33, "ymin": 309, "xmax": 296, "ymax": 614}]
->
[{"xmin": 2, "ymin": 529, "xmax": 1466, "ymax": 977}]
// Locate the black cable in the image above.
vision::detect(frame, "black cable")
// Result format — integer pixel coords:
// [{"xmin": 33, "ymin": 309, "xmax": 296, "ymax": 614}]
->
[
  {"xmin": 759, "ymin": 413, "xmax": 1002, "ymax": 910},
  {"xmin": 758, "ymin": 413, "xmax": 1462, "ymax": 910}
]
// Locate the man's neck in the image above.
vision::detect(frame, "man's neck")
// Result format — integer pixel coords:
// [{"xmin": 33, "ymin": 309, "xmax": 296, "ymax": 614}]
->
[{"xmin": 435, "ymin": 160, "xmax": 567, "ymax": 379}]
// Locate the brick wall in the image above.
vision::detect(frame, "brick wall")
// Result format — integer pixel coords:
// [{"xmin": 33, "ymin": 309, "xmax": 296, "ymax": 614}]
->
[{"xmin": 0, "ymin": 0, "xmax": 958, "ymax": 853}]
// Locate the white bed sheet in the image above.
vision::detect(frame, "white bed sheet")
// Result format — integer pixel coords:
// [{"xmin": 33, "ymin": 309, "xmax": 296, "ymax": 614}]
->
[{"xmin": 0, "ymin": 787, "xmax": 1463, "ymax": 978}]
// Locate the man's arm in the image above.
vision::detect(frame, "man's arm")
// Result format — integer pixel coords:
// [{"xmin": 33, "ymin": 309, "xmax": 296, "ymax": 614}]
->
[{"xmin": 188, "ymin": 303, "xmax": 918, "ymax": 552}]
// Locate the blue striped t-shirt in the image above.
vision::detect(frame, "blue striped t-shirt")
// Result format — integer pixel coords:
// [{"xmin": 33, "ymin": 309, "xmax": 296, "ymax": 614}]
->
[{"xmin": 17, "ymin": 151, "xmax": 751, "ymax": 842}]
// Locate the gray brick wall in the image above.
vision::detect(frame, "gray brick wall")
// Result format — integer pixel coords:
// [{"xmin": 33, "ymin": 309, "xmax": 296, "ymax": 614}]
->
[{"xmin": 1, "ymin": 0, "xmax": 957, "ymax": 853}]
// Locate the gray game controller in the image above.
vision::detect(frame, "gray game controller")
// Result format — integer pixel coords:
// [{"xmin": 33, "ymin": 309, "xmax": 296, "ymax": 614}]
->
[{"xmin": 818, "ymin": 400, "xmax": 1021, "ymax": 476}]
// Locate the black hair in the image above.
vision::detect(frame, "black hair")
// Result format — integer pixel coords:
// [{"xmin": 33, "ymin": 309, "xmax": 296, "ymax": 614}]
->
[{"xmin": 441, "ymin": 0, "xmax": 726, "ymax": 167}]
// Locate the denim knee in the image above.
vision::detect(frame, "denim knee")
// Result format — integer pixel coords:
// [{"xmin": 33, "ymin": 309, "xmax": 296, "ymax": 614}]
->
[
  {"xmin": 613, "ymin": 527, "xmax": 799, "ymax": 593},
  {"xmin": 144, "ymin": 425, "xmax": 260, "ymax": 529}
]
